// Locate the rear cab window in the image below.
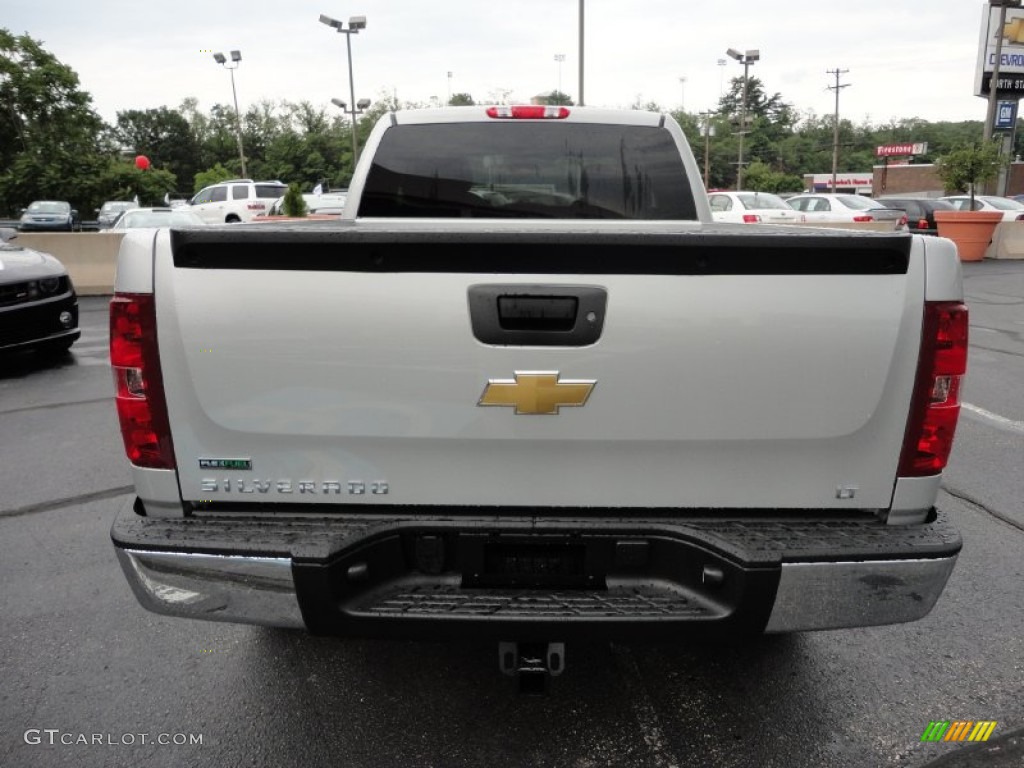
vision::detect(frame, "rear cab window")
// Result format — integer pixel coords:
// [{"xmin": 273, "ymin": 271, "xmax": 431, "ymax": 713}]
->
[
  {"xmin": 358, "ymin": 122, "xmax": 698, "ymax": 220},
  {"xmin": 256, "ymin": 184, "xmax": 288, "ymax": 199}
]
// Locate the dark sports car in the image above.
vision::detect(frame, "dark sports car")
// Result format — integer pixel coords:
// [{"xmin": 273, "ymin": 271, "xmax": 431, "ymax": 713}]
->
[{"xmin": 0, "ymin": 228, "xmax": 80, "ymax": 355}]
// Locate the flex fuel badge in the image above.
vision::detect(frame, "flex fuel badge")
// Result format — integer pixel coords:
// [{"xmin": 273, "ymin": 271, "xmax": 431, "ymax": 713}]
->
[{"xmin": 198, "ymin": 458, "xmax": 252, "ymax": 470}]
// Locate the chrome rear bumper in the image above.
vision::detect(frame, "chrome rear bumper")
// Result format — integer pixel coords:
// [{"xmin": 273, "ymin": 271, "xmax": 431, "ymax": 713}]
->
[
  {"xmin": 116, "ymin": 548, "xmax": 306, "ymax": 629},
  {"xmin": 116, "ymin": 546, "xmax": 957, "ymax": 634},
  {"xmin": 113, "ymin": 501, "xmax": 961, "ymax": 636}
]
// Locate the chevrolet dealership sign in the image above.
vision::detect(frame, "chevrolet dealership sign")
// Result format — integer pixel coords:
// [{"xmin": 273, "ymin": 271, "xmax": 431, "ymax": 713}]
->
[{"xmin": 975, "ymin": 4, "xmax": 1024, "ymax": 97}]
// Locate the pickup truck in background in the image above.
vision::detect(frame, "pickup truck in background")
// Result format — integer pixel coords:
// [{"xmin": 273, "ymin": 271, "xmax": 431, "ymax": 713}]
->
[{"xmin": 109, "ymin": 106, "xmax": 967, "ymax": 687}]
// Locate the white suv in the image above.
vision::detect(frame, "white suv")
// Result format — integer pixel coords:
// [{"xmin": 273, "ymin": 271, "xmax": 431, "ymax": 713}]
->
[{"xmin": 188, "ymin": 179, "xmax": 289, "ymax": 223}]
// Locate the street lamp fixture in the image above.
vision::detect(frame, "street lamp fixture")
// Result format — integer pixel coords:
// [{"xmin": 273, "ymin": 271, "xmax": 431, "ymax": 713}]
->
[
  {"xmin": 726, "ymin": 47, "xmax": 759, "ymax": 189},
  {"xmin": 212, "ymin": 49, "xmax": 247, "ymax": 178},
  {"xmin": 320, "ymin": 13, "xmax": 368, "ymax": 165},
  {"xmin": 332, "ymin": 98, "xmax": 372, "ymax": 112}
]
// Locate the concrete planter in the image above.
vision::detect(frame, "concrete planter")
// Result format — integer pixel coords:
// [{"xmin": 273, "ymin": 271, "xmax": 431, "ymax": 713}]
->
[{"xmin": 934, "ymin": 210, "xmax": 1003, "ymax": 262}]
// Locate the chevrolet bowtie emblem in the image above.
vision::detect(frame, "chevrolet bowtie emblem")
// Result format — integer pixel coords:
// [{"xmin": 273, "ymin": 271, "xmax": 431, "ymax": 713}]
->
[{"xmin": 478, "ymin": 371, "xmax": 596, "ymax": 415}]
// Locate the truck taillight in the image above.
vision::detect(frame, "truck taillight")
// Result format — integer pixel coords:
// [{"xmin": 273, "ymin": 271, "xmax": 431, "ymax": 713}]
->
[
  {"xmin": 110, "ymin": 293, "xmax": 176, "ymax": 469},
  {"xmin": 898, "ymin": 302, "xmax": 968, "ymax": 476},
  {"xmin": 486, "ymin": 105, "xmax": 570, "ymax": 119},
  {"xmin": 741, "ymin": 214, "xmax": 762, "ymax": 223}
]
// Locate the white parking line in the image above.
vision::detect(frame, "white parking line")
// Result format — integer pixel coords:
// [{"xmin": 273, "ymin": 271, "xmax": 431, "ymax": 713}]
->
[{"xmin": 961, "ymin": 402, "xmax": 1024, "ymax": 434}]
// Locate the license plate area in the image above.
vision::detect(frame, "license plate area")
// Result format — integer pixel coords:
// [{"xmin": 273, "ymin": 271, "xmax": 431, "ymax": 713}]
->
[{"xmin": 460, "ymin": 535, "xmax": 601, "ymax": 588}]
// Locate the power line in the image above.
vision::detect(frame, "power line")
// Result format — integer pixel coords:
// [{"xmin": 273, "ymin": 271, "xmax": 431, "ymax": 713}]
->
[{"xmin": 827, "ymin": 68, "xmax": 851, "ymax": 192}]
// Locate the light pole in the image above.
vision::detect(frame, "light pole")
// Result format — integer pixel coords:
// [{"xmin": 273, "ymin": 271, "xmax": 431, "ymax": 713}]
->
[
  {"xmin": 578, "ymin": 0, "xmax": 585, "ymax": 106},
  {"xmin": 447, "ymin": 71, "xmax": 453, "ymax": 104},
  {"xmin": 212, "ymin": 50, "xmax": 247, "ymax": 178},
  {"xmin": 319, "ymin": 13, "xmax": 367, "ymax": 165},
  {"xmin": 699, "ymin": 112, "xmax": 715, "ymax": 189},
  {"xmin": 726, "ymin": 47, "xmax": 759, "ymax": 189},
  {"xmin": 679, "ymin": 76, "xmax": 686, "ymax": 111},
  {"xmin": 554, "ymin": 53, "xmax": 565, "ymax": 98}
]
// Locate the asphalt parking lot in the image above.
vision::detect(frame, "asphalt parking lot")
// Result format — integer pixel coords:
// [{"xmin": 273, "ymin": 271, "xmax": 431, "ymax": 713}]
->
[{"xmin": 1, "ymin": 260, "xmax": 1022, "ymax": 768}]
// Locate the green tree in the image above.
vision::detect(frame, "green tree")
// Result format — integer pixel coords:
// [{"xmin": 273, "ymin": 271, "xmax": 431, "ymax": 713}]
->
[
  {"xmin": 534, "ymin": 90, "xmax": 574, "ymax": 106},
  {"xmin": 743, "ymin": 161, "xmax": 803, "ymax": 193},
  {"xmin": 96, "ymin": 160, "xmax": 177, "ymax": 206},
  {"xmin": 281, "ymin": 182, "xmax": 307, "ymax": 216},
  {"xmin": 0, "ymin": 29, "xmax": 107, "ymax": 215},
  {"xmin": 113, "ymin": 107, "xmax": 200, "ymax": 192},
  {"xmin": 193, "ymin": 163, "xmax": 234, "ymax": 192},
  {"xmin": 719, "ymin": 76, "xmax": 792, "ymax": 125},
  {"xmin": 448, "ymin": 92, "xmax": 475, "ymax": 106},
  {"xmin": 935, "ymin": 140, "xmax": 1004, "ymax": 204}
]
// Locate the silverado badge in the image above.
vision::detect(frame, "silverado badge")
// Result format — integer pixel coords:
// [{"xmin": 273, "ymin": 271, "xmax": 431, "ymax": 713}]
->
[{"xmin": 478, "ymin": 371, "xmax": 595, "ymax": 415}]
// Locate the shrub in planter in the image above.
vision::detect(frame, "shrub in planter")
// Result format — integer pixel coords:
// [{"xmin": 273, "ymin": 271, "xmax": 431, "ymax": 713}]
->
[
  {"xmin": 934, "ymin": 141, "xmax": 1006, "ymax": 261},
  {"xmin": 282, "ymin": 183, "xmax": 308, "ymax": 217}
]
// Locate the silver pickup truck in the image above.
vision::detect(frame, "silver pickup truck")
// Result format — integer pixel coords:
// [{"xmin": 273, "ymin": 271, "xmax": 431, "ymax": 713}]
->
[{"xmin": 109, "ymin": 106, "xmax": 967, "ymax": 685}]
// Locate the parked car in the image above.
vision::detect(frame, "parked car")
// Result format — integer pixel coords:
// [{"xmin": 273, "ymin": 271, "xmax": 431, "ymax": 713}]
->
[
  {"xmin": 95, "ymin": 201, "xmax": 137, "ymax": 229},
  {"xmin": 18, "ymin": 200, "xmax": 80, "ymax": 232},
  {"xmin": 266, "ymin": 191, "xmax": 348, "ymax": 217},
  {"xmin": 938, "ymin": 194, "xmax": 1024, "ymax": 222},
  {"xmin": 188, "ymin": 179, "xmax": 289, "ymax": 223},
  {"xmin": 707, "ymin": 191, "xmax": 800, "ymax": 224},
  {"xmin": 785, "ymin": 193, "xmax": 908, "ymax": 231},
  {"xmin": 0, "ymin": 227, "xmax": 80, "ymax": 355},
  {"xmin": 876, "ymin": 197, "xmax": 956, "ymax": 236},
  {"xmin": 104, "ymin": 207, "xmax": 206, "ymax": 231}
]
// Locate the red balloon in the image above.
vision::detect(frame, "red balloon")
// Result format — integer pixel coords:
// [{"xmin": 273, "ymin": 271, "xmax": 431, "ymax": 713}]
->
[{"xmin": 134, "ymin": 155, "xmax": 150, "ymax": 170}]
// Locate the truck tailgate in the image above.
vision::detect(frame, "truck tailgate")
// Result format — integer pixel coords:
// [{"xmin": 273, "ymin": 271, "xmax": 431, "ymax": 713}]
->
[{"xmin": 158, "ymin": 224, "xmax": 920, "ymax": 511}]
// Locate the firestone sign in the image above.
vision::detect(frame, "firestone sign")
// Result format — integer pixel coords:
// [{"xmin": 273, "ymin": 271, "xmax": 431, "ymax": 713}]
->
[
  {"xmin": 975, "ymin": 5, "xmax": 1024, "ymax": 97},
  {"xmin": 876, "ymin": 143, "xmax": 928, "ymax": 157}
]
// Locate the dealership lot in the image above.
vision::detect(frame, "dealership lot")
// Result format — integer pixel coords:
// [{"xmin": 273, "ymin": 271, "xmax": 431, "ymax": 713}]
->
[{"xmin": 2, "ymin": 263, "xmax": 1023, "ymax": 768}]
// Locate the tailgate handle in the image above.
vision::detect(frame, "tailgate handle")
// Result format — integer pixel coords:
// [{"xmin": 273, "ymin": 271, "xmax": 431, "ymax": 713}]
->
[
  {"xmin": 468, "ymin": 284, "xmax": 607, "ymax": 347},
  {"xmin": 497, "ymin": 296, "xmax": 577, "ymax": 331}
]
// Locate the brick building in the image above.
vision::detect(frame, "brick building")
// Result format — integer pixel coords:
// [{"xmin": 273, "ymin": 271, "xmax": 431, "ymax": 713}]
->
[{"xmin": 804, "ymin": 164, "xmax": 1024, "ymax": 198}]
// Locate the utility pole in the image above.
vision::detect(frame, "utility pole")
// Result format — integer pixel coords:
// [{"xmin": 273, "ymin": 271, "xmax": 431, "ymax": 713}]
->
[{"xmin": 827, "ymin": 68, "xmax": 850, "ymax": 193}]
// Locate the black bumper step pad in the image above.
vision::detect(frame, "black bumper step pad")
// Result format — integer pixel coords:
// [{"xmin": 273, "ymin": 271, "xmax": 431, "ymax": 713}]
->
[{"xmin": 360, "ymin": 584, "xmax": 713, "ymax": 619}]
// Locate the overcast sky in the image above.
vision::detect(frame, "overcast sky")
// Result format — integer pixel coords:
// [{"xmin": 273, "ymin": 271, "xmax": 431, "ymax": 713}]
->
[{"xmin": 4, "ymin": 0, "xmax": 999, "ymax": 127}]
